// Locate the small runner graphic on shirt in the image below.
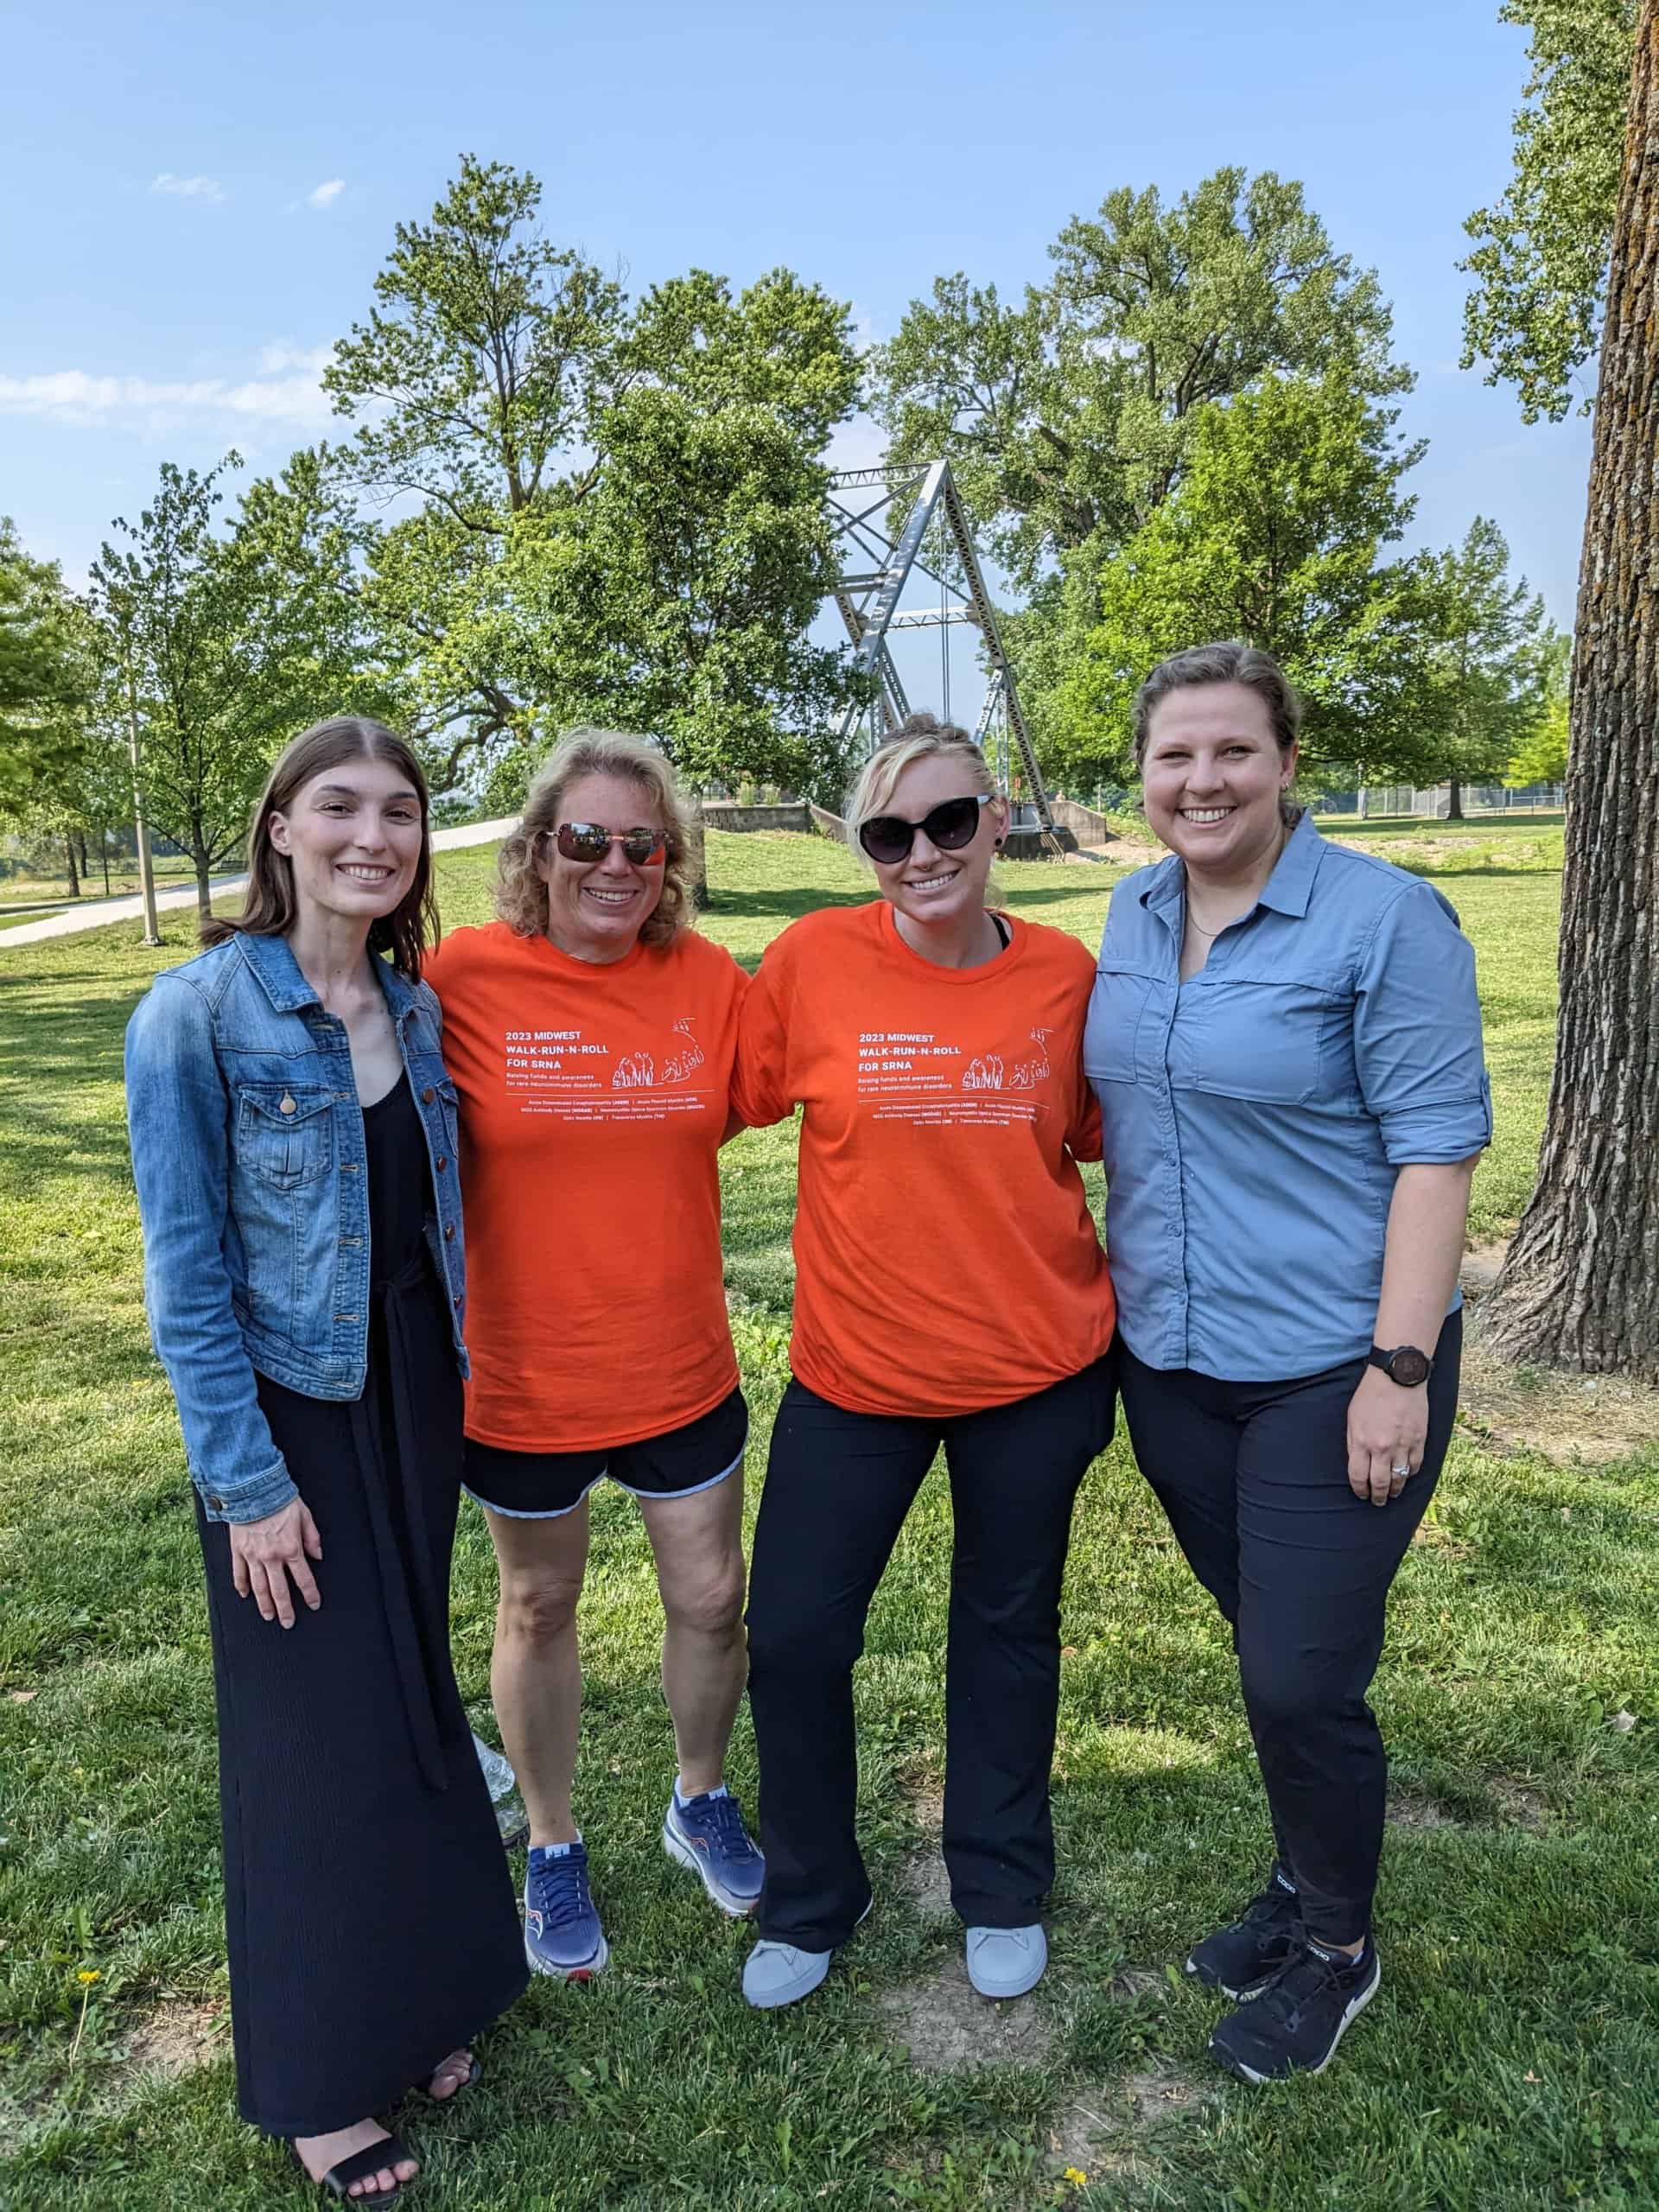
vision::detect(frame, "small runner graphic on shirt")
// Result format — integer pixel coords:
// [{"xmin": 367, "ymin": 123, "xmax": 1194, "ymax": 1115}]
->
[
  {"xmin": 855, "ymin": 1026, "xmax": 1052, "ymax": 1127},
  {"xmin": 503, "ymin": 1014, "xmax": 713, "ymax": 1120}
]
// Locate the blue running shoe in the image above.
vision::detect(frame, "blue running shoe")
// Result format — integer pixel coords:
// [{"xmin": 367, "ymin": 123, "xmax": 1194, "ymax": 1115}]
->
[
  {"xmin": 662, "ymin": 1787, "xmax": 766, "ymax": 1916},
  {"xmin": 524, "ymin": 1840, "xmax": 608, "ymax": 1980}
]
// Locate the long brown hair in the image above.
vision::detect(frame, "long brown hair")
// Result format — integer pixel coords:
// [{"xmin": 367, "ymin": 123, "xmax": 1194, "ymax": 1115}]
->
[{"xmin": 203, "ymin": 717, "xmax": 441, "ymax": 977}]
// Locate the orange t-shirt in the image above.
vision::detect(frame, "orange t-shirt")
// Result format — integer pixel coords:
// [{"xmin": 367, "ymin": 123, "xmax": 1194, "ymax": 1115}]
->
[
  {"xmin": 426, "ymin": 921, "xmax": 747, "ymax": 1452},
  {"xmin": 732, "ymin": 900, "xmax": 1115, "ymax": 1417}
]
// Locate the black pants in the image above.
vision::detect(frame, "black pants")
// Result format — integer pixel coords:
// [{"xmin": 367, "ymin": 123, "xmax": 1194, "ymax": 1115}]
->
[
  {"xmin": 745, "ymin": 1355, "xmax": 1116, "ymax": 1949},
  {"xmin": 1117, "ymin": 1310, "xmax": 1462, "ymax": 1947}
]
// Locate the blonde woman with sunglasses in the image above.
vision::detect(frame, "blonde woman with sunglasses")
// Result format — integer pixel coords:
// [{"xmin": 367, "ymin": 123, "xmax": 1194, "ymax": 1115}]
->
[
  {"xmin": 733, "ymin": 714, "xmax": 1118, "ymax": 2010},
  {"xmin": 425, "ymin": 728, "xmax": 763, "ymax": 1981}
]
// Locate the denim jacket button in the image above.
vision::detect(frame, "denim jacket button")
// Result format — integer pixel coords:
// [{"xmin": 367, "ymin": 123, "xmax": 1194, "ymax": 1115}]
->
[
  {"xmin": 452, "ymin": 1294, "xmax": 462, "ymax": 1309},
  {"xmin": 209, "ymin": 1495, "xmax": 225, "ymax": 1510},
  {"xmin": 444, "ymin": 1224, "xmax": 454, "ymax": 1241},
  {"xmin": 421, "ymin": 1085, "xmax": 435, "ymax": 1103},
  {"xmin": 435, "ymin": 1156, "xmax": 448, "ymax": 1171}
]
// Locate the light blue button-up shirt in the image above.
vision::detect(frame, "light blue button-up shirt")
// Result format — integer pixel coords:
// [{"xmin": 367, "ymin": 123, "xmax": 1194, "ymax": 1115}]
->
[{"xmin": 1084, "ymin": 810, "xmax": 1492, "ymax": 1382}]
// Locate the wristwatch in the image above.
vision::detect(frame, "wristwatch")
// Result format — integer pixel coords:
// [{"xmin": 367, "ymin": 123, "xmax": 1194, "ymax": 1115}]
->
[{"xmin": 1368, "ymin": 1343, "xmax": 1433, "ymax": 1388}]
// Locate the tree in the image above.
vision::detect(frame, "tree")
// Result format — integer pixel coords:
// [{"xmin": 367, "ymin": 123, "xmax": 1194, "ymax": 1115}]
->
[
  {"xmin": 1044, "ymin": 374, "xmax": 1433, "ymax": 789},
  {"xmin": 89, "ymin": 453, "xmax": 388, "ymax": 917},
  {"xmin": 1408, "ymin": 518, "xmax": 1551, "ymax": 814},
  {"xmin": 1474, "ymin": 0, "xmax": 1659, "ymax": 1377},
  {"xmin": 504, "ymin": 388, "xmax": 857, "ymax": 803},
  {"xmin": 1504, "ymin": 626, "xmax": 1572, "ymax": 784},
  {"xmin": 0, "ymin": 520, "xmax": 92, "ymax": 864},
  {"xmin": 870, "ymin": 168, "xmax": 1411, "ymax": 591},
  {"xmin": 322, "ymin": 157, "xmax": 862, "ymax": 797},
  {"xmin": 1461, "ymin": 1, "xmax": 1639, "ymax": 420}
]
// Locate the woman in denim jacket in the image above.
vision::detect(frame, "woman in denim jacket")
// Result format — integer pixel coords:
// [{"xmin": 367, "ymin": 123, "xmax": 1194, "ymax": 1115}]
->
[
  {"xmin": 1085, "ymin": 645, "xmax": 1491, "ymax": 2088},
  {"xmin": 125, "ymin": 718, "xmax": 525, "ymax": 2206}
]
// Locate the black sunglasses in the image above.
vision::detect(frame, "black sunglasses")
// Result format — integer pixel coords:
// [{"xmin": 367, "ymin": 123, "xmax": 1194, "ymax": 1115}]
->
[
  {"xmin": 549, "ymin": 821, "xmax": 668, "ymax": 865},
  {"xmin": 857, "ymin": 792, "xmax": 995, "ymax": 867}
]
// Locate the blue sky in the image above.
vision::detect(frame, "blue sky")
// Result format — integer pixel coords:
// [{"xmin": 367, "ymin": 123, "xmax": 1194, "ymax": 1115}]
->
[{"xmin": 2, "ymin": 0, "xmax": 1592, "ymax": 651}]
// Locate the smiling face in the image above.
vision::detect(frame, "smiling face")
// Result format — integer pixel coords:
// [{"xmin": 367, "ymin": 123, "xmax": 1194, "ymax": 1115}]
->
[
  {"xmin": 1140, "ymin": 682, "xmax": 1296, "ymax": 882},
  {"xmin": 865, "ymin": 753, "xmax": 1007, "ymax": 933},
  {"xmin": 266, "ymin": 755, "xmax": 424, "ymax": 929},
  {"xmin": 536, "ymin": 771, "xmax": 667, "ymax": 962}
]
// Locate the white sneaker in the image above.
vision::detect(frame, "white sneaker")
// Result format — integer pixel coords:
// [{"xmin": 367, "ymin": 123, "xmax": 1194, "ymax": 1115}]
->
[
  {"xmin": 965, "ymin": 1923, "xmax": 1047, "ymax": 1999},
  {"xmin": 741, "ymin": 1939, "xmax": 834, "ymax": 2009}
]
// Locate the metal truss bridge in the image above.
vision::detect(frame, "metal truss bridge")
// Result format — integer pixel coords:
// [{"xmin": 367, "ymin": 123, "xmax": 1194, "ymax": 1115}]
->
[{"xmin": 823, "ymin": 460, "xmax": 1066, "ymax": 851}]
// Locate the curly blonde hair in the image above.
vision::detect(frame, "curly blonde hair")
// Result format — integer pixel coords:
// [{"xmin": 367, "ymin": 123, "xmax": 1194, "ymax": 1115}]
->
[{"xmin": 495, "ymin": 727, "xmax": 696, "ymax": 948}]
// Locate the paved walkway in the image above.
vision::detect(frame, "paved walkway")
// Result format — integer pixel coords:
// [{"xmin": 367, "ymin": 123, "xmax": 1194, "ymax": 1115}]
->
[{"xmin": 0, "ymin": 817, "xmax": 519, "ymax": 950}]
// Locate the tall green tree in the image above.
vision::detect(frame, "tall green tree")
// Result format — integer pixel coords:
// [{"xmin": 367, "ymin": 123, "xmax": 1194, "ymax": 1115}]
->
[
  {"xmin": 504, "ymin": 389, "xmax": 856, "ymax": 803},
  {"xmin": 1408, "ymin": 518, "xmax": 1551, "ymax": 814},
  {"xmin": 871, "ymin": 168, "xmax": 1411, "ymax": 591},
  {"xmin": 0, "ymin": 520, "xmax": 91, "ymax": 845},
  {"xmin": 89, "ymin": 453, "xmax": 386, "ymax": 917},
  {"xmin": 322, "ymin": 157, "xmax": 862, "ymax": 795},
  {"xmin": 1465, "ymin": 0, "xmax": 1659, "ymax": 1377},
  {"xmin": 1504, "ymin": 625, "xmax": 1572, "ymax": 784},
  {"xmin": 1044, "ymin": 374, "xmax": 1432, "ymax": 788},
  {"xmin": 1461, "ymin": 0, "xmax": 1639, "ymax": 420}
]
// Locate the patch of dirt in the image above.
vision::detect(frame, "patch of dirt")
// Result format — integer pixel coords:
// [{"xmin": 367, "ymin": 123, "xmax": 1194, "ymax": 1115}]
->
[
  {"xmin": 1387, "ymin": 1783, "xmax": 1457, "ymax": 1829},
  {"xmin": 1121, "ymin": 2063, "xmax": 1211, "ymax": 2122},
  {"xmin": 895, "ymin": 1849, "xmax": 954, "ymax": 1918},
  {"xmin": 1459, "ymin": 1240, "xmax": 1510, "ymax": 1297},
  {"xmin": 1486, "ymin": 1777, "xmax": 1548, "ymax": 1832},
  {"xmin": 119, "ymin": 1999, "xmax": 224, "ymax": 2084},
  {"xmin": 1456, "ymin": 1333, "xmax": 1659, "ymax": 1465},
  {"xmin": 1048, "ymin": 2089, "xmax": 1135, "ymax": 2182},
  {"xmin": 880, "ymin": 1962, "xmax": 1057, "ymax": 2074},
  {"xmin": 1447, "ymin": 1258, "xmax": 1659, "ymax": 1465}
]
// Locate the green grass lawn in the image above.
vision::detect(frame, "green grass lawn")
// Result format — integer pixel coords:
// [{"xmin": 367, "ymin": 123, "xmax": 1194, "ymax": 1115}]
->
[{"xmin": 3, "ymin": 826, "xmax": 1656, "ymax": 2212}]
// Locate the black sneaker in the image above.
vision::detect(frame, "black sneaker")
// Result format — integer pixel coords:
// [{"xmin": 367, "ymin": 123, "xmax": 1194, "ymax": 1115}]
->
[
  {"xmin": 1184, "ymin": 1869, "xmax": 1301, "ymax": 1999},
  {"xmin": 1209, "ymin": 1936, "xmax": 1381, "ymax": 2083}
]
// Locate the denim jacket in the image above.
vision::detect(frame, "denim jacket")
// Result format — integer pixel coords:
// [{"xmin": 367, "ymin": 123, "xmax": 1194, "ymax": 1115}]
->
[{"xmin": 124, "ymin": 931, "xmax": 467, "ymax": 1524}]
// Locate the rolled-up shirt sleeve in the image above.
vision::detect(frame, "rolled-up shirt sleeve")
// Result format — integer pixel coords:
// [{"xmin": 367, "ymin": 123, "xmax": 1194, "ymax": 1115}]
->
[{"xmin": 1353, "ymin": 880, "xmax": 1493, "ymax": 1165}]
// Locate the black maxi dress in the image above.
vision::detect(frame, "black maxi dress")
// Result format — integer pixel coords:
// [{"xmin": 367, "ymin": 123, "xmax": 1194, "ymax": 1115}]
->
[{"xmin": 195, "ymin": 1072, "xmax": 528, "ymax": 2137}]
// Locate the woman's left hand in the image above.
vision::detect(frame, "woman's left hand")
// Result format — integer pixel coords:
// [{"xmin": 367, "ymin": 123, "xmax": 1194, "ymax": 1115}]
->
[{"xmin": 1345, "ymin": 1367, "xmax": 1429, "ymax": 1508}]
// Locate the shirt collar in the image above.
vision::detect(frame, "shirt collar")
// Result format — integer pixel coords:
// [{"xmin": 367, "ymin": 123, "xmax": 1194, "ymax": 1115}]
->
[
  {"xmin": 236, "ymin": 929, "xmax": 420, "ymax": 1021},
  {"xmin": 1139, "ymin": 807, "xmax": 1324, "ymax": 922}
]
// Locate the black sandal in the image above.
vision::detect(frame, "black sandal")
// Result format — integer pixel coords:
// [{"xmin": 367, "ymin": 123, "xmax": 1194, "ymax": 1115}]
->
[
  {"xmin": 290, "ymin": 2134, "xmax": 416, "ymax": 2204},
  {"xmin": 419, "ymin": 2053, "xmax": 481, "ymax": 2102}
]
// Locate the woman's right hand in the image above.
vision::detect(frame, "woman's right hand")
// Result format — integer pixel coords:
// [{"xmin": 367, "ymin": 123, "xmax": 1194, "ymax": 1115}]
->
[{"xmin": 228, "ymin": 1497, "xmax": 323, "ymax": 1627}]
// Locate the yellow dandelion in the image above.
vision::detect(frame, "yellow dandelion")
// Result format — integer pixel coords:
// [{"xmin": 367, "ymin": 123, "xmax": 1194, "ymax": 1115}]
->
[
  {"xmin": 77, "ymin": 1969, "xmax": 100, "ymax": 1985},
  {"xmin": 1064, "ymin": 2169, "xmax": 1089, "ymax": 2188}
]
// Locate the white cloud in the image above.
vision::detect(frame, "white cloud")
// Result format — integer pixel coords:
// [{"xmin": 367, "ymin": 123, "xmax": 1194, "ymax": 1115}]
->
[
  {"xmin": 306, "ymin": 178, "xmax": 346, "ymax": 211},
  {"xmin": 0, "ymin": 360, "xmax": 335, "ymax": 434},
  {"xmin": 150, "ymin": 172, "xmax": 226, "ymax": 204},
  {"xmin": 257, "ymin": 341, "xmax": 334, "ymax": 377}
]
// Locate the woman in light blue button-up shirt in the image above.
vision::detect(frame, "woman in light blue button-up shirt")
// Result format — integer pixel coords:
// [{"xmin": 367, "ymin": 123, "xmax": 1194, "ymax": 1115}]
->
[{"xmin": 1084, "ymin": 643, "xmax": 1491, "ymax": 2088}]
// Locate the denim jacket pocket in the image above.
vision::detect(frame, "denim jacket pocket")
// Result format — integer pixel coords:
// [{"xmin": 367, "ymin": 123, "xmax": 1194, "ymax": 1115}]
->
[{"xmin": 235, "ymin": 1084, "xmax": 334, "ymax": 1191}]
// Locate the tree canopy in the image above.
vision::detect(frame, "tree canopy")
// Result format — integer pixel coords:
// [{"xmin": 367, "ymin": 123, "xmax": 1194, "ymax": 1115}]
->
[
  {"xmin": 1461, "ymin": 0, "xmax": 1638, "ymax": 420},
  {"xmin": 321, "ymin": 156, "xmax": 864, "ymax": 800}
]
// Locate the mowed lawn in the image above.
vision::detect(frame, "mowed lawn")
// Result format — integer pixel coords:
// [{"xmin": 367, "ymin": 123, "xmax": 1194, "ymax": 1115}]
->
[{"xmin": 2, "ymin": 823, "xmax": 1656, "ymax": 2212}]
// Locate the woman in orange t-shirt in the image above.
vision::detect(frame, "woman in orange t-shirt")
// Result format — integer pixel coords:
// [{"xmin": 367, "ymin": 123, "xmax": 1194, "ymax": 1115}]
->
[
  {"xmin": 734, "ymin": 715, "xmax": 1117, "ymax": 2013},
  {"xmin": 426, "ymin": 728, "xmax": 763, "ymax": 1985}
]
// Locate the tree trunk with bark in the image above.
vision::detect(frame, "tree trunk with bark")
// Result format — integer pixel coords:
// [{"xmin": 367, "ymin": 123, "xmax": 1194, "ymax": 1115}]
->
[
  {"xmin": 1446, "ymin": 778, "xmax": 1464, "ymax": 820},
  {"xmin": 191, "ymin": 819, "xmax": 214, "ymax": 922},
  {"xmin": 1483, "ymin": 0, "xmax": 1659, "ymax": 1380},
  {"xmin": 65, "ymin": 837, "xmax": 79, "ymax": 898}
]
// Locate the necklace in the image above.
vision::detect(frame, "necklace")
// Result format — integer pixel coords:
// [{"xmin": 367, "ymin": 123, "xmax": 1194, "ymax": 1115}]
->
[{"xmin": 1185, "ymin": 817, "xmax": 1292, "ymax": 943}]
